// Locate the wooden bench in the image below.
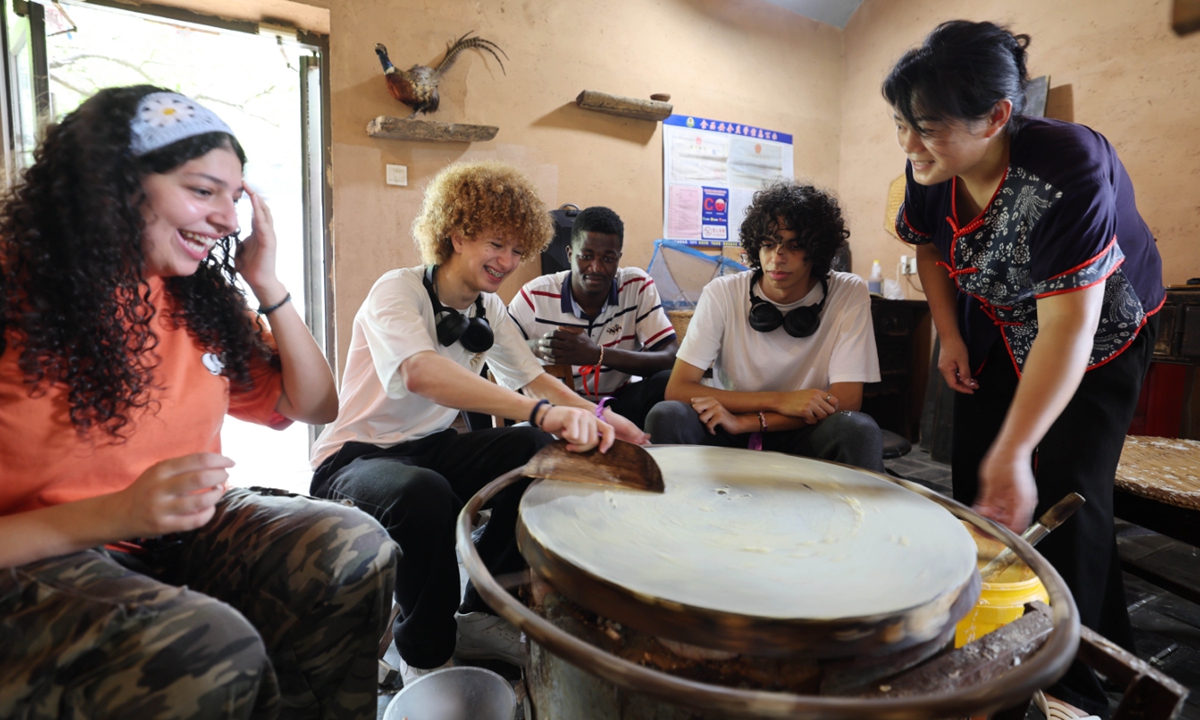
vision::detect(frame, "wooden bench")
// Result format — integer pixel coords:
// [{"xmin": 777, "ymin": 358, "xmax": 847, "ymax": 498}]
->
[{"xmin": 1114, "ymin": 435, "xmax": 1200, "ymax": 604}]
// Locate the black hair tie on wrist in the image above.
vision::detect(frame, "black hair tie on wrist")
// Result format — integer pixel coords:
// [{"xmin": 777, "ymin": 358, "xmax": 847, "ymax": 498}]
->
[
  {"xmin": 258, "ymin": 292, "xmax": 292, "ymax": 316},
  {"xmin": 529, "ymin": 399, "xmax": 551, "ymax": 428}
]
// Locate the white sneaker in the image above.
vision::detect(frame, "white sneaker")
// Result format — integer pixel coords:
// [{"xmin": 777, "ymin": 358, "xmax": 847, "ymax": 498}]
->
[
  {"xmin": 1034, "ymin": 690, "xmax": 1101, "ymax": 720},
  {"xmin": 403, "ymin": 658, "xmax": 453, "ymax": 686},
  {"xmin": 454, "ymin": 611, "xmax": 527, "ymax": 667}
]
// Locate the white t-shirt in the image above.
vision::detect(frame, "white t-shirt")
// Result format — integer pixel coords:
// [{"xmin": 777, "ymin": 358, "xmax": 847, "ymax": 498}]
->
[
  {"xmin": 677, "ymin": 270, "xmax": 880, "ymax": 393},
  {"xmin": 506, "ymin": 268, "xmax": 676, "ymax": 395},
  {"xmin": 310, "ymin": 266, "xmax": 545, "ymax": 467}
]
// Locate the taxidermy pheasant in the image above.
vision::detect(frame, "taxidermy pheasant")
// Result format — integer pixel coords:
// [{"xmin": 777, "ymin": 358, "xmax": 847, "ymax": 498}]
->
[{"xmin": 375, "ymin": 32, "xmax": 508, "ymax": 119}]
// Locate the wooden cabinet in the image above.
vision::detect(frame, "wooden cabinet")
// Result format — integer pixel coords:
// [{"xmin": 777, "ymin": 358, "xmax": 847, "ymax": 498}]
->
[
  {"xmin": 1152, "ymin": 287, "xmax": 1200, "ymax": 360},
  {"xmin": 1129, "ymin": 287, "xmax": 1200, "ymax": 440},
  {"xmin": 861, "ymin": 298, "xmax": 932, "ymax": 442}
]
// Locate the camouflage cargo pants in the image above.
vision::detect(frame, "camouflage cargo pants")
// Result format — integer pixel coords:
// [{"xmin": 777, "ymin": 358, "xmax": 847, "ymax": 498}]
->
[{"xmin": 0, "ymin": 487, "xmax": 398, "ymax": 720}]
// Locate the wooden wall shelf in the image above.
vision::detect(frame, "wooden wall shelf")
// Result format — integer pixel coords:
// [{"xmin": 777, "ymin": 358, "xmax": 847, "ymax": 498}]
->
[
  {"xmin": 366, "ymin": 116, "xmax": 498, "ymax": 142},
  {"xmin": 1175, "ymin": 0, "xmax": 1200, "ymax": 35},
  {"xmin": 575, "ymin": 90, "xmax": 673, "ymax": 122}
]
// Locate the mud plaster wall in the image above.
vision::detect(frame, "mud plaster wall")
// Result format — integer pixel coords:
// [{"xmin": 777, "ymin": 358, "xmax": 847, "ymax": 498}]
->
[
  {"xmin": 317, "ymin": 0, "xmax": 843, "ymax": 371},
  {"xmin": 141, "ymin": 0, "xmax": 1200, "ymax": 365},
  {"xmin": 839, "ymin": 0, "xmax": 1200, "ymax": 299}
]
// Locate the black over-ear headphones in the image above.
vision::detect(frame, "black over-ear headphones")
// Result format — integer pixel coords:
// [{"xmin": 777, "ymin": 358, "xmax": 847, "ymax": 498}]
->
[
  {"xmin": 422, "ymin": 266, "xmax": 494, "ymax": 352},
  {"xmin": 747, "ymin": 271, "xmax": 829, "ymax": 338}
]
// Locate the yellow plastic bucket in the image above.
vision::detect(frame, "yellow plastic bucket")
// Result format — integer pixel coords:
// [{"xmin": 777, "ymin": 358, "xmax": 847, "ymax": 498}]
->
[{"xmin": 954, "ymin": 524, "xmax": 1051, "ymax": 648}]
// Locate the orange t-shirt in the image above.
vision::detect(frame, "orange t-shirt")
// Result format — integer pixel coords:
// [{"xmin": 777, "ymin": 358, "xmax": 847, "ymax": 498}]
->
[{"xmin": 0, "ymin": 278, "xmax": 289, "ymax": 515}]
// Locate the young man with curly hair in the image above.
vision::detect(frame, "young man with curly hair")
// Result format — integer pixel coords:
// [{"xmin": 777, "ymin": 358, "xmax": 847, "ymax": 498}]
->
[
  {"xmin": 645, "ymin": 182, "xmax": 885, "ymax": 471},
  {"xmin": 310, "ymin": 161, "xmax": 646, "ymax": 677},
  {"xmin": 507, "ymin": 206, "xmax": 679, "ymax": 429}
]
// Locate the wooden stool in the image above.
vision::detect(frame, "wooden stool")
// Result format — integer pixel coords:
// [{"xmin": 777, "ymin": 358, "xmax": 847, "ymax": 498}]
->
[
  {"xmin": 542, "ymin": 363, "xmax": 575, "ymax": 387},
  {"xmin": 1114, "ymin": 435, "xmax": 1200, "ymax": 603},
  {"xmin": 666, "ymin": 309, "xmax": 692, "ymax": 341}
]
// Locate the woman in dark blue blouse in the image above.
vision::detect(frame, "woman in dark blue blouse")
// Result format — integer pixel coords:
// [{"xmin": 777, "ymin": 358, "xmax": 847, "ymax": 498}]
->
[{"xmin": 886, "ymin": 20, "xmax": 1164, "ymax": 718}]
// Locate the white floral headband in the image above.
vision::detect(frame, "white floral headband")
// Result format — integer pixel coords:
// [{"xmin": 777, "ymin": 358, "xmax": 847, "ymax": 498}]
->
[{"xmin": 129, "ymin": 92, "xmax": 235, "ymax": 156}]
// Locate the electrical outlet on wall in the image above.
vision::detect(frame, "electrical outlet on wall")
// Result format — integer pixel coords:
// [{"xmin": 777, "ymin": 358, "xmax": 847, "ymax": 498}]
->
[
  {"xmin": 386, "ymin": 164, "xmax": 408, "ymax": 187},
  {"xmin": 907, "ymin": 257, "xmax": 918, "ymax": 275}
]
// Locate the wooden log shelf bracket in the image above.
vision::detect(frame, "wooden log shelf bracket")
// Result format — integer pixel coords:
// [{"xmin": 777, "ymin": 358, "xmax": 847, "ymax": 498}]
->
[
  {"xmin": 366, "ymin": 116, "xmax": 499, "ymax": 142},
  {"xmin": 575, "ymin": 90, "xmax": 673, "ymax": 122}
]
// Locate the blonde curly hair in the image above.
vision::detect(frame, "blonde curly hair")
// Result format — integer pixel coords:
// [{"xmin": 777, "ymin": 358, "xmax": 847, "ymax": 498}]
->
[{"xmin": 412, "ymin": 160, "xmax": 554, "ymax": 265}]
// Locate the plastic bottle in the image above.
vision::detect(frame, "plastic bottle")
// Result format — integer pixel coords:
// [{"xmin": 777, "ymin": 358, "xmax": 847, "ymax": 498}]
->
[{"xmin": 868, "ymin": 260, "xmax": 883, "ymax": 295}]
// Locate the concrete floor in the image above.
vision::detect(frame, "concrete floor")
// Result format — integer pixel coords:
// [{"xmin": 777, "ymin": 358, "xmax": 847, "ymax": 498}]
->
[{"xmin": 376, "ymin": 448, "xmax": 1199, "ymax": 719}]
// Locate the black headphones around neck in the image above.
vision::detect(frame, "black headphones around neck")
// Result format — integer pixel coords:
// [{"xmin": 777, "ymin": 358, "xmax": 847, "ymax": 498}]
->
[
  {"xmin": 423, "ymin": 266, "xmax": 494, "ymax": 352},
  {"xmin": 747, "ymin": 271, "xmax": 829, "ymax": 338}
]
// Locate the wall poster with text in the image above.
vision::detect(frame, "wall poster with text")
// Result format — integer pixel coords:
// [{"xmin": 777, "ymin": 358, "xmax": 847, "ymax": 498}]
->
[{"xmin": 662, "ymin": 114, "xmax": 794, "ymax": 244}]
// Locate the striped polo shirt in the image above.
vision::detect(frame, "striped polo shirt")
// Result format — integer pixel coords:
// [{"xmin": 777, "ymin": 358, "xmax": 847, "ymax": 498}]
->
[{"xmin": 507, "ymin": 267, "xmax": 676, "ymax": 395}]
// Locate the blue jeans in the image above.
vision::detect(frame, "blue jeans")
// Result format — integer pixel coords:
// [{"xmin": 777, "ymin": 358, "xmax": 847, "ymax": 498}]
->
[{"xmin": 644, "ymin": 401, "xmax": 885, "ymax": 473}]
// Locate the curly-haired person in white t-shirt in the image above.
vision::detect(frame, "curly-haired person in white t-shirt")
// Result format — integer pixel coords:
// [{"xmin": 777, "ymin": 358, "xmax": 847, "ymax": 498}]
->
[
  {"xmin": 646, "ymin": 182, "xmax": 885, "ymax": 472},
  {"xmin": 310, "ymin": 161, "xmax": 646, "ymax": 679}
]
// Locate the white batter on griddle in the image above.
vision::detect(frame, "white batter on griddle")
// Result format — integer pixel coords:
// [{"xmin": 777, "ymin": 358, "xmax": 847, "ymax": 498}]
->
[{"xmin": 519, "ymin": 446, "xmax": 976, "ymax": 620}]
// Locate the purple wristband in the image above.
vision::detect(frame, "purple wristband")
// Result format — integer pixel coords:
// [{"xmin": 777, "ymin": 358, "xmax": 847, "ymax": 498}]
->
[{"xmin": 595, "ymin": 396, "xmax": 614, "ymax": 418}]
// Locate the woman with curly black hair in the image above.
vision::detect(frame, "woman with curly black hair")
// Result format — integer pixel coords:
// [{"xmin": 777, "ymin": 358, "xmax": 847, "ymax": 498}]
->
[
  {"xmin": 645, "ymin": 181, "xmax": 884, "ymax": 471},
  {"xmin": 0, "ymin": 86, "xmax": 396, "ymax": 720}
]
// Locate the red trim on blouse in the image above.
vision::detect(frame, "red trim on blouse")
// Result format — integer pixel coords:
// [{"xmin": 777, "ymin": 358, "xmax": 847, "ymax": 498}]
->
[
  {"xmin": 1084, "ymin": 294, "xmax": 1166, "ymax": 372},
  {"xmin": 619, "ymin": 276, "xmax": 646, "ymax": 291},
  {"xmin": 901, "ymin": 208, "xmax": 931, "ymax": 238},
  {"xmin": 979, "ymin": 302, "xmax": 1023, "ymax": 328},
  {"xmin": 1046, "ymin": 235, "xmax": 1119, "ymax": 282},
  {"xmin": 949, "ymin": 167, "xmax": 1009, "ymax": 238},
  {"xmin": 520, "ymin": 288, "xmax": 536, "ymax": 310},
  {"xmin": 1033, "ymin": 257, "xmax": 1124, "ymax": 300}
]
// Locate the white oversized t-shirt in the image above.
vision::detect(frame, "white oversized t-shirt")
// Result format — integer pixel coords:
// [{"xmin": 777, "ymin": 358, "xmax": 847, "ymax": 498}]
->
[
  {"xmin": 311, "ymin": 266, "xmax": 545, "ymax": 467},
  {"xmin": 677, "ymin": 270, "xmax": 880, "ymax": 392}
]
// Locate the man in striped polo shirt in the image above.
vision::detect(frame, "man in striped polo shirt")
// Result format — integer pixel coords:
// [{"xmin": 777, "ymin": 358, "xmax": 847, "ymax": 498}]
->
[{"xmin": 508, "ymin": 207, "xmax": 679, "ymax": 429}]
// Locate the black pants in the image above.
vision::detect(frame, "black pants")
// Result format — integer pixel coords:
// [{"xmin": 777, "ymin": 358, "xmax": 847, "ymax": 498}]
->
[
  {"xmin": 604, "ymin": 369, "xmax": 672, "ymax": 430},
  {"xmin": 310, "ymin": 426, "xmax": 550, "ymax": 669},
  {"xmin": 645, "ymin": 400, "xmax": 885, "ymax": 473},
  {"xmin": 952, "ymin": 316, "xmax": 1158, "ymax": 714}
]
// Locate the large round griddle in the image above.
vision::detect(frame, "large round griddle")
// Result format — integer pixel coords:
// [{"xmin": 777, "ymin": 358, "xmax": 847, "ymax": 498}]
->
[{"xmin": 517, "ymin": 446, "xmax": 980, "ymax": 659}]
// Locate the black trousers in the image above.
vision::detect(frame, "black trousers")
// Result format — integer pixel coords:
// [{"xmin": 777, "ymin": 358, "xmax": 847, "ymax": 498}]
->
[
  {"xmin": 310, "ymin": 426, "xmax": 549, "ymax": 669},
  {"xmin": 645, "ymin": 401, "xmax": 885, "ymax": 473},
  {"xmin": 952, "ymin": 316, "xmax": 1158, "ymax": 714},
  {"xmin": 603, "ymin": 369, "xmax": 672, "ymax": 430}
]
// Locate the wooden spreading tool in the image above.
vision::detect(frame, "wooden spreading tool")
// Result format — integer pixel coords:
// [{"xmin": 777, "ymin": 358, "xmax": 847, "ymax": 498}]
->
[
  {"xmin": 523, "ymin": 439, "xmax": 665, "ymax": 493},
  {"xmin": 979, "ymin": 492, "xmax": 1086, "ymax": 582}
]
